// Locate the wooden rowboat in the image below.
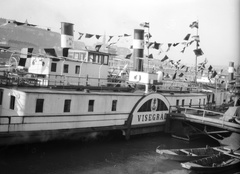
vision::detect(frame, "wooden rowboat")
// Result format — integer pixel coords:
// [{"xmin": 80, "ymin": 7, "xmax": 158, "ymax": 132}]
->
[
  {"xmin": 181, "ymin": 152, "xmax": 240, "ymax": 173},
  {"xmin": 156, "ymin": 146, "xmax": 228, "ymax": 162}
]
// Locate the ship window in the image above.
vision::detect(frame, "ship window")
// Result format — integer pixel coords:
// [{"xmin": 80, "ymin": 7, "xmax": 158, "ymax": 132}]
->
[
  {"xmin": 68, "ymin": 51, "xmax": 74, "ymax": 58},
  {"xmin": 74, "ymin": 53, "xmax": 79, "ymax": 60},
  {"xmin": 99, "ymin": 55, "xmax": 103, "ymax": 64},
  {"xmin": 88, "ymin": 53, "xmax": 93, "ymax": 62},
  {"xmin": 112, "ymin": 100, "xmax": 117, "ymax": 111},
  {"xmin": 182, "ymin": 99, "xmax": 185, "ymax": 107},
  {"xmin": 75, "ymin": 65, "xmax": 80, "ymax": 74},
  {"xmin": 10, "ymin": 95, "xmax": 15, "ymax": 110},
  {"xmin": 64, "ymin": 99, "xmax": 71, "ymax": 112},
  {"xmin": 63, "ymin": 64, "xmax": 69, "ymax": 73},
  {"xmin": 51, "ymin": 63, "xmax": 57, "ymax": 72},
  {"xmin": 80, "ymin": 53, "xmax": 85, "ymax": 61},
  {"xmin": 189, "ymin": 99, "xmax": 192, "ymax": 107},
  {"xmin": 95, "ymin": 54, "xmax": 99, "ymax": 63},
  {"xmin": 88, "ymin": 100, "xmax": 94, "ymax": 112},
  {"xmin": 0, "ymin": 89, "xmax": 3, "ymax": 105},
  {"xmin": 103, "ymin": 55, "xmax": 108, "ymax": 65},
  {"xmin": 92, "ymin": 54, "xmax": 96, "ymax": 63},
  {"xmin": 35, "ymin": 99, "xmax": 44, "ymax": 113},
  {"xmin": 176, "ymin": 99, "xmax": 179, "ymax": 106}
]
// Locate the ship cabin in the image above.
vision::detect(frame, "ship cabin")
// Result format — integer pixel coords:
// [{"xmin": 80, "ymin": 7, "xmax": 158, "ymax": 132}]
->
[{"xmin": 22, "ymin": 48, "xmax": 111, "ymax": 87}]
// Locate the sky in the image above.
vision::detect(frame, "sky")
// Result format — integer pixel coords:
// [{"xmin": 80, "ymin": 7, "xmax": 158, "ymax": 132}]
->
[{"xmin": 0, "ymin": 0, "xmax": 239, "ymax": 67}]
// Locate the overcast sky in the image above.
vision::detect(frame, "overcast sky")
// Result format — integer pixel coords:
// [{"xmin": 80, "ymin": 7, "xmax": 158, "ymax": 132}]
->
[{"xmin": 0, "ymin": 0, "xmax": 239, "ymax": 66}]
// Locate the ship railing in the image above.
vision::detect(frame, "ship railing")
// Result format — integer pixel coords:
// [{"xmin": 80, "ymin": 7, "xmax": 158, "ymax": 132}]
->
[
  {"xmin": 169, "ymin": 105, "xmax": 231, "ymax": 128},
  {"xmin": 0, "ymin": 71, "xmax": 131, "ymax": 89}
]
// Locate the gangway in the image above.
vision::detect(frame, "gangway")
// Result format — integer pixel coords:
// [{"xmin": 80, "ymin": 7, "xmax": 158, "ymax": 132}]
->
[{"xmin": 168, "ymin": 107, "xmax": 240, "ymax": 134}]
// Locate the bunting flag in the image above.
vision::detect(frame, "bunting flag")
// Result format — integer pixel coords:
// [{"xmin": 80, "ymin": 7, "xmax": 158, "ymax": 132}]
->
[
  {"xmin": 124, "ymin": 34, "xmax": 131, "ymax": 37},
  {"xmin": 172, "ymin": 72, "xmax": 177, "ymax": 80},
  {"xmin": 189, "ymin": 40, "xmax": 194, "ymax": 45},
  {"xmin": 189, "ymin": 21, "xmax": 198, "ymax": 29},
  {"xmin": 106, "ymin": 42, "xmax": 116, "ymax": 48},
  {"xmin": 161, "ymin": 55, "xmax": 169, "ymax": 62},
  {"xmin": 95, "ymin": 35, "xmax": 101, "ymax": 39},
  {"xmin": 108, "ymin": 36, "xmax": 113, "ymax": 42},
  {"xmin": 147, "ymin": 42, "xmax": 154, "ymax": 49},
  {"xmin": 184, "ymin": 34, "xmax": 191, "ymax": 41},
  {"xmin": 180, "ymin": 65, "xmax": 185, "ymax": 69},
  {"xmin": 140, "ymin": 22, "xmax": 149, "ymax": 28},
  {"xmin": 147, "ymin": 54, "xmax": 153, "ymax": 59},
  {"xmin": 179, "ymin": 73, "xmax": 184, "ymax": 77},
  {"xmin": 145, "ymin": 33, "xmax": 152, "ymax": 39},
  {"xmin": 85, "ymin": 33, "xmax": 94, "ymax": 38},
  {"xmin": 193, "ymin": 48, "xmax": 204, "ymax": 56},
  {"xmin": 125, "ymin": 53, "xmax": 132, "ymax": 59},
  {"xmin": 181, "ymin": 47, "xmax": 186, "ymax": 53},
  {"xmin": 173, "ymin": 43, "xmax": 179, "ymax": 47},
  {"xmin": 192, "ymin": 35, "xmax": 200, "ymax": 42},
  {"xmin": 78, "ymin": 32, "xmax": 84, "ymax": 40},
  {"xmin": 208, "ymin": 65, "xmax": 213, "ymax": 72},
  {"xmin": 154, "ymin": 42, "xmax": 161, "ymax": 50},
  {"xmin": 185, "ymin": 67, "xmax": 189, "ymax": 72},
  {"xmin": 211, "ymin": 70, "xmax": 217, "ymax": 78},
  {"xmin": 166, "ymin": 43, "xmax": 172, "ymax": 52},
  {"xmin": 95, "ymin": 44, "xmax": 102, "ymax": 52}
]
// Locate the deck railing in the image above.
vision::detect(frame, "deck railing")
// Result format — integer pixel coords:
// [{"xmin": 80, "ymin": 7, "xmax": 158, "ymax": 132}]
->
[
  {"xmin": 0, "ymin": 70, "xmax": 128, "ymax": 88},
  {"xmin": 169, "ymin": 105, "xmax": 233, "ymax": 128}
]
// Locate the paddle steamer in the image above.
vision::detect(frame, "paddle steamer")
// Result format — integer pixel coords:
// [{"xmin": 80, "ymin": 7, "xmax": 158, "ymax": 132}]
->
[{"xmin": 0, "ymin": 22, "xmax": 224, "ymax": 145}]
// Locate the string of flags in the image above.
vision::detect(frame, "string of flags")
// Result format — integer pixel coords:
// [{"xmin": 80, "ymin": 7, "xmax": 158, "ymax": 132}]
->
[
  {"xmin": 3, "ymin": 18, "xmax": 222, "ymax": 82},
  {"xmin": 78, "ymin": 32, "xmax": 131, "ymax": 43}
]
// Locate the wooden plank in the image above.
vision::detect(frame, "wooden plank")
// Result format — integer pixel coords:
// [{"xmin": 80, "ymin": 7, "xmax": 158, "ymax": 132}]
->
[
  {"xmin": 180, "ymin": 149, "xmax": 197, "ymax": 156},
  {"xmin": 213, "ymin": 147, "xmax": 240, "ymax": 160}
]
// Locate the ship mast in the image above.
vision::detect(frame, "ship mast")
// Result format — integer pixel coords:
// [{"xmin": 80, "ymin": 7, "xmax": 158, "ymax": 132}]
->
[
  {"xmin": 147, "ymin": 23, "xmax": 150, "ymax": 72},
  {"xmin": 194, "ymin": 20, "xmax": 199, "ymax": 83}
]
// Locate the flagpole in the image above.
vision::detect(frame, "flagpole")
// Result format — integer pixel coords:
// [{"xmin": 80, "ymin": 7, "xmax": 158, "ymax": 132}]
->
[
  {"xmin": 147, "ymin": 23, "xmax": 150, "ymax": 72},
  {"xmin": 194, "ymin": 20, "xmax": 199, "ymax": 83}
]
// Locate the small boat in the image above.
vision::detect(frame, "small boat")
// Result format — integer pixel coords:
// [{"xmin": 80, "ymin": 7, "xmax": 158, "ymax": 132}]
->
[
  {"xmin": 235, "ymin": 117, "xmax": 240, "ymax": 124},
  {"xmin": 156, "ymin": 146, "xmax": 228, "ymax": 162},
  {"xmin": 181, "ymin": 152, "xmax": 240, "ymax": 173}
]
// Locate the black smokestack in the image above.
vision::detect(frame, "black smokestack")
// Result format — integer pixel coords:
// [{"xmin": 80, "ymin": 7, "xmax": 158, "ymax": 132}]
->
[{"xmin": 61, "ymin": 22, "xmax": 74, "ymax": 57}]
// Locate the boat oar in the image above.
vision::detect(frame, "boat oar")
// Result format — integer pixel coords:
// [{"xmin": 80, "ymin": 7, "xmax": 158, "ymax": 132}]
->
[{"xmin": 213, "ymin": 147, "xmax": 240, "ymax": 160}]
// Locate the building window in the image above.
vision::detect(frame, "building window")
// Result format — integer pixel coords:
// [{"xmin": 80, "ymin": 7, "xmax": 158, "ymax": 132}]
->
[
  {"xmin": 35, "ymin": 99, "xmax": 44, "ymax": 113},
  {"xmin": 199, "ymin": 99, "xmax": 201, "ymax": 107},
  {"xmin": 112, "ymin": 100, "xmax": 117, "ymax": 111},
  {"xmin": 182, "ymin": 99, "xmax": 185, "ymax": 107},
  {"xmin": 0, "ymin": 89, "xmax": 3, "ymax": 105},
  {"xmin": 64, "ymin": 99, "xmax": 71, "ymax": 112},
  {"xmin": 63, "ymin": 64, "xmax": 69, "ymax": 73},
  {"xmin": 203, "ymin": 98, "xmax": 206, "ymax": 105},
  {"xmin": 75, "ymin": 65, "xmax": 80, "ymax": 74},
  {"xmin": 51, "ymin": 63, "xmax": 57, "ymax": 72},
  {"xmin": 88, "ymin": 100, "xmax": 94, "ymax": 112},
  {"xmin": 10, "ymin": 95, "xmax": 15, "ymax": 110}
]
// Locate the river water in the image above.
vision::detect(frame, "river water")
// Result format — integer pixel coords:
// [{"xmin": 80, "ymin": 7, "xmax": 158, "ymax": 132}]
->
[{"xmin": 0, "ymin": 132, "xmax": 238, "ymax": 174}]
